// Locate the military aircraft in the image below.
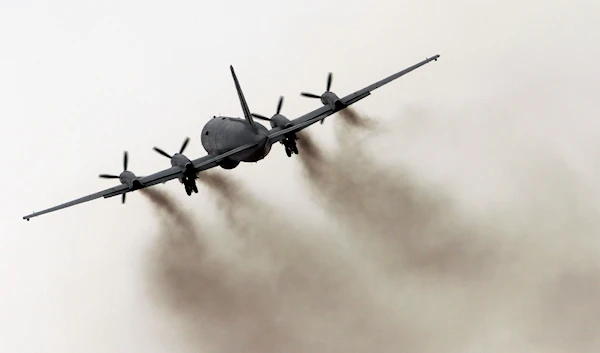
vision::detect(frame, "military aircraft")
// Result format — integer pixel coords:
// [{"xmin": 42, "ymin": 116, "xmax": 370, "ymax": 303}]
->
[{"xmin": 23, "ymin": 54, "xmax": 440, "ymax": 221}]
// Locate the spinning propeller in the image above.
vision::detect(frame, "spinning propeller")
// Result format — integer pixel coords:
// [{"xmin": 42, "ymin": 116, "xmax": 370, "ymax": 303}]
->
[
  {"xmin": 301, "ymin": 72, "xmax": 333, "ymax": 100},
  {"xmin": 152, "ymin": 136, "xmax": 198, "ymax": 195},
  {"xmin": 301, "ymin": 72, "xmax": 337, "ymax": 124},
  {"xmin": 153, "ymin": 137, "xmax": 190, "ymax": 159},
  {"xmin": 251, "ymin": 96, "xmax": 284, "ymax": 122},
  {"xmin": 98, "ymin": 151, "xmax": 131, "ymax": 204}
]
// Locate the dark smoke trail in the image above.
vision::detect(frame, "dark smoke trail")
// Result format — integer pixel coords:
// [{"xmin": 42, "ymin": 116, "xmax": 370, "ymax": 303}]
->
[
  {"xmin": 139, "ymin": 104, "xmax": 600, "ymax": 353},
  {"xmin": 297, "ymin": 111, "xmax": 493, "ymax": 279},
  {"xmin": 296, "ymin": 130, "xmax": 325, "ymax": 179},
  {"xmin": 141, "ymin": 188, "xmax": 253, "ymax": 350},
  {"xmin": 295, "ymin": 108, "xmax": 600, "ymax": 352},
  {"xmin": 339, "ymin": 107, "xmax": 376, "ymax": 130},
  {"xmin": 140, "ymin": 188, "xmax": 195, "ymax": 238},
  {"xmin": 141, "ymin": 139, "xmax": 600, "ymax": 352},
  {"xmin": 144, "ymin": 173, "xmax": 426, "ymax": 352},
  {"xmin": 137, "ymin": 93, "xmax": 600, "ymax": 352}
]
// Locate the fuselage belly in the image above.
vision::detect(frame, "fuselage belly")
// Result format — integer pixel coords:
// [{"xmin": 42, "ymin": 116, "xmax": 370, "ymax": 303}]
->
[{"xmin": 201, "ymin": 117, "xmax": 271, "ymax": 163}]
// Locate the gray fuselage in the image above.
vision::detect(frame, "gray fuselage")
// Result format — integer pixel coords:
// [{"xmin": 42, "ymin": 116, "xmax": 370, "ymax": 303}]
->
[{"xmin": 201, "ymin": 116, "xmax": 271, "ymax": 169}]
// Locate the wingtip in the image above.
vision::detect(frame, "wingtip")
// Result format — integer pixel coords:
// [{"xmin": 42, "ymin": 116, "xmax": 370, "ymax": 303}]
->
[{"xmin": 425, "ymin": 54, "xmax": 440, "ymax": 62}]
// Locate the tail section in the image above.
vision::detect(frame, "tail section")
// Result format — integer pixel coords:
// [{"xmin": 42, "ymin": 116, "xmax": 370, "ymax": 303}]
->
[{"xmin": 230, "ymin": 65, "xmax": 258, "ymax": 133}]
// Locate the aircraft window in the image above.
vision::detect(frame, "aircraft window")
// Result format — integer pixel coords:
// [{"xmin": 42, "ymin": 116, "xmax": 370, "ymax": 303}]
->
[{"xmin": 205, "ymin": 131, "xmax": 209, "ymax": 135}]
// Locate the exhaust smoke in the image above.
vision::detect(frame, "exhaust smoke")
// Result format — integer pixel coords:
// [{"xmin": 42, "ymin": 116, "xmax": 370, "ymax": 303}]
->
[
  {"xmin": 143, "ymin": 175, "xmax": 426, "ymax": 352},
  {"xmin": 295, "ymin": 107, "xmax": 600, "ymax": 352},
  {"xmin": 141, "ymin": 103, "xmax": 600, "ymax": 352}
]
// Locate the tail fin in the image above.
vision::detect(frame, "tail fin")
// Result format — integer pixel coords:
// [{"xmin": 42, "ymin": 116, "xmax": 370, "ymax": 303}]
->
[{"xmin": 230, "ymin": 65, "xmax": 258, "ymax": 133}]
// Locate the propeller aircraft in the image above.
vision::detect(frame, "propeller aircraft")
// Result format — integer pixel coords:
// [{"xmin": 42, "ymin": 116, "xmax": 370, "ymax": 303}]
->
[{"xmin": 23, "ymin": 54, "xmax": 440, "ymax": 221}]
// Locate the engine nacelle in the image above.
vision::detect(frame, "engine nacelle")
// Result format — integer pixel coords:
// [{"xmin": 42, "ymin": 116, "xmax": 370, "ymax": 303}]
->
[
  {"xmin": 270, "ymin": 114, "xmax": 292, "ymax": 129},
  {"xmin": 219, "ymin": 158, "xmax": 240, "ymax": 170},
  {"xmin": 321, "ymin": 91, "xmax": 345, "ymax": 111},
  {"xmin": 119, "ymin": 170, "xmax": 142, "ymax": 190},
  {"xmin": 170, "ymin": 153, "xmax": 192, "ymax": 169}
]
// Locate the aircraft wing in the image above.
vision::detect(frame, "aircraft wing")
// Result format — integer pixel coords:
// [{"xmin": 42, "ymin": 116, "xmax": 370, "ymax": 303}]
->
[
  {"xmin": 22, "ymin": 164, "xmax": 194, "ymax": 220},
  {"xmin": 22, "ymin": 184, "xmax": 130, "ymax": 221},
  {"xmin": 22, "ymin": 143, "xmax": 259, "ymax": 221},
  {"xmin": 101, "ymin": 147, "xmax": 254, "ymax": 196},
  {"xmin": 268, "ymin": 54, "xmax": 440, "ymax": 143}
]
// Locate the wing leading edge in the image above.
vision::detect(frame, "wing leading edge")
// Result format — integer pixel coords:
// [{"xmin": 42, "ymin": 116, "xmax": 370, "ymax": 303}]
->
[
  {"xmin": 22, "ymin": 142, "xmax": 260, "ymax": 220},
  {"xmin": 23, "ymin": 54, "xmax": 439, "ymax": 221},
  {"xmin": 268, "ymin": 54, "xmax": 440, "ymax": 143},
  {"xmin": 22, "ymin": 184, "xmax": 129, "ymax": 221}
]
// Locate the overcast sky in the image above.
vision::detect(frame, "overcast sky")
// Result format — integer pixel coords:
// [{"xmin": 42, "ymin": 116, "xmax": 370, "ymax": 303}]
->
[{"xmin": 1, "ymin": 0, "xmax": 599, "ymax": 352}]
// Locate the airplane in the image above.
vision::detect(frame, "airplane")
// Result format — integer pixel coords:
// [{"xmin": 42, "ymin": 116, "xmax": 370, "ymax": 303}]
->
[{"xmin": 23, "ymin": 54, "xmax": 440, "ymax": 221}]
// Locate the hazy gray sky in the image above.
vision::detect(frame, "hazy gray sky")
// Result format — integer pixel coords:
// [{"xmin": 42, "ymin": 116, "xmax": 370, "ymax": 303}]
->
[{"xmin": 2, "ymin": 0, "xmax": 599, "ymax": 352}]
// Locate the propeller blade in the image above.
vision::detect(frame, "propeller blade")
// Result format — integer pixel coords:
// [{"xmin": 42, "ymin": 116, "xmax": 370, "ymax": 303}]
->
[
  {"xmin": 122, "ymin": 193, "xmax": 126, "ymax": 204},
  {"xmin": 251, "ymin": 113, "xmax": 271, "ymax": 121},
  {"xmin": 276, "ymin": 96, "xmax": 283, "ymax": 114},
  {"xmin": 153, "ymin": 147, "xmax": 172, "ymax": 159},
  {"xmin": 99, "ymin": 174, "xmax": 120, "ymax": 179},
  {"xmin": 326, "ymin": 72, "xmax": 332, "ymax": 91},
  {"xmin": 301, "ymin": 92, "xmax": 321, "ymax": 99},
  {"xmin": 179, "ymin": 137, "xmax": 190, "ymax": 154},
  {"xmin": 123, "ymin": 151, "xmax": 128, "ymax": 171}
]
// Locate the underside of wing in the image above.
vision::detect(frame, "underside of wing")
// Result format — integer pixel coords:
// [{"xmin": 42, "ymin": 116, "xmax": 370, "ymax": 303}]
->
[
  {"xmin": 23, "ymin": 56, "xmax": 439, "ymax": 221},
  {"xmin": 269, "ymin": 54, "xmax": 440, "ymax": 142},
  {"xmin": 22, "ymin": 184, "xmax": 129, "ymax": 220},
  {"xmin": 135, "ymin": 166, "xmax": 185, "ymax": 190},
  {"xmin": 23, "ymin": 166, "xmax": 190, "ymax": 220},
  {"xmin": 191, "ymin": 142, "xmax": 258, "ymax": 170},
  {"xmin": 268, "ymin": 107, "xmax": 334, "ymax": 143},
  {"xmin": 23, "ymin": 143, "xmax": 262, "ymax": 221},
  {"xmin": 339, "ymin": 54, "xmax": 440, "ymax": 107}
]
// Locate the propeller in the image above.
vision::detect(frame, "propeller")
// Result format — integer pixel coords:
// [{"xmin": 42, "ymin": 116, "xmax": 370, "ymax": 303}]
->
[
  {"xmin": 98, "ymin": 151, "xmax": 128, "ymax": 179},
  {"xmin": 153, "ymin": 137, "xmax": 190, "ymax": 159},
  {"xmin": 251, "ymin": 96, "xmax": 284, "ymax": 121},
  {"xmin": 301, "ymin": 72, "xmax": 333, "ymax": 99},
  {"xmin": 301, "ymin": 72, "xmax": 333, "ymax": 124},
  {"xmin": 98, "ymin": 151, "xmax": 129, "ymax": 204}
]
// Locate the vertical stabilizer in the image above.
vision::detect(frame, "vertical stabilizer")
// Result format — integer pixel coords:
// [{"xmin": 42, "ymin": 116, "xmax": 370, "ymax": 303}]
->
[{"xmin": 230, "ymin": 65, "xmax": 258, "ymax": 133}]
